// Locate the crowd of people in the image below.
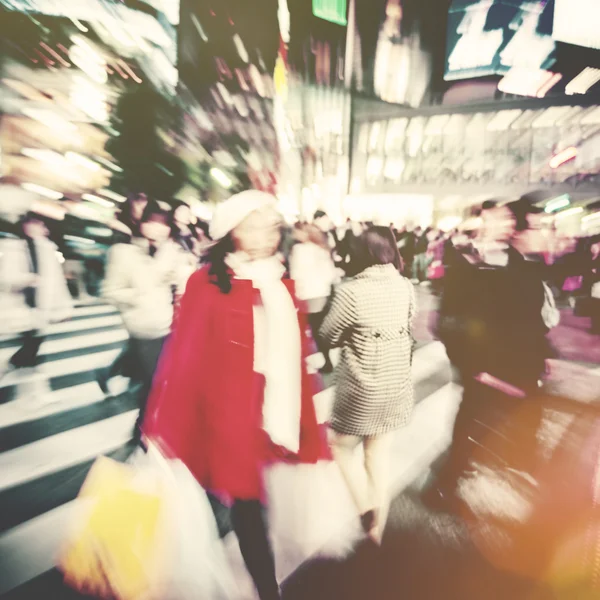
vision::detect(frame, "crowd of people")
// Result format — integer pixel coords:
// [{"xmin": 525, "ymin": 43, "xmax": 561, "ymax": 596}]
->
[{"xmin": 1, "ymin": 187, "xmax": 600, "ymax": 599}]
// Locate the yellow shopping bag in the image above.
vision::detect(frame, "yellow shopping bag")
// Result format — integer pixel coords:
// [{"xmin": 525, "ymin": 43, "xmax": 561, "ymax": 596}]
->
[{"xmin": 59, "ymin": 456, "xmax": 169, "ymax": 600}]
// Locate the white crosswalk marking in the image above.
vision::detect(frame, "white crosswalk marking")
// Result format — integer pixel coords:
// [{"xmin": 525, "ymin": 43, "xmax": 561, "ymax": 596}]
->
[
  {"xmin": 0, "ymin": 329, "xmax": 127, "ymax": 364},
  {"xmin": 0, "ymin": 303, "xmax": 457, "ymax": 597},
  {"xmin": 0, "ymin": 348, "xmax": 123, "ymax": 388},
  {"xmin": 0, "ymin": 411, "xmax": 137, "ymax": 493}
]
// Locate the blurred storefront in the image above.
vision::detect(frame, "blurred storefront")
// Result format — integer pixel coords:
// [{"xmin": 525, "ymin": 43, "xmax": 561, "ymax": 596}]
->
[{"xmin": 0, "ymin": 0, "xmax": 180, "ymax": 234}]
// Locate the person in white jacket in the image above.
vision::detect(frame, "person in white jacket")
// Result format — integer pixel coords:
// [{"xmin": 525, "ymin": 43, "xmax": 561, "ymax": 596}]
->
[
  {"xmin": 102, "ymin": 203, "xmax": 192, "ymax": 442},
  {"xmin": 0, "ymin": 212, "xmax": 73, "ymax": 399},
  {"xmin": 289, "ymin": 222, "xmax": 338, "ymax": 372}
]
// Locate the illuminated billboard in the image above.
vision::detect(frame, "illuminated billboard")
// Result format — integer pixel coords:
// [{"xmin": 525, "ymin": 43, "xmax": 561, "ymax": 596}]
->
[
  {"xmin": 553, "ymin": 0, "xmax": 600, "ymax": 51},
  {"xmin": 312, "ymin": 0, "xmax": 347, "ymax": 26},
  {"xmin": 445, "ymin": 0, "xmax": 556, "ymax": 81}
]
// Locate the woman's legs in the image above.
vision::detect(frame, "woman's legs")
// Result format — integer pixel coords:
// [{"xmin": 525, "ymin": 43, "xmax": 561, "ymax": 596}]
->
[
  {"xmin": 330, "ymin": 431, "xmax": 393, "ymax": 541},
  {"xmin": 363, "ymin": 434, "xmax": 393, "ymax": 539},
  {"xmin": 231, "ymin": 499, "xmax": 280, "ymax": 600},
  {"xmin": 330, "ymin": 432, "xmax": 372, "ymax": 515}
]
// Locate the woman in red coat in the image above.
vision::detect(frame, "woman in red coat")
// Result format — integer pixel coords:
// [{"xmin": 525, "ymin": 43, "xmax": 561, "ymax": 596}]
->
[{"xmin": 143, "ymin": 191, "xmax": 326, "ymax": 600}]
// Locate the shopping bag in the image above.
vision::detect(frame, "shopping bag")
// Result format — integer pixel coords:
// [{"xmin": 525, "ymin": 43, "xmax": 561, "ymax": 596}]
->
[
  {"xmin": 265, "ymin": 460, "xmax": 361, "ymax": 582},
  {"xmin": 60, "ymin": 449, "xmax": 238, "ymax": 600},
  {"xmin": 59, "ymin": 456, "xmax": 169, "ymax": 600},
  {"xmin": 159, "ymin": 459, "xmax": 238, "ymax": 600}
]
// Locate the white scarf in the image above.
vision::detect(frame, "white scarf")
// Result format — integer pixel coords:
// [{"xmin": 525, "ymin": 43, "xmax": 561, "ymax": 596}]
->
[{"xmin": 226, "ymin": 252, "xmax": 302, "ymax": 454}]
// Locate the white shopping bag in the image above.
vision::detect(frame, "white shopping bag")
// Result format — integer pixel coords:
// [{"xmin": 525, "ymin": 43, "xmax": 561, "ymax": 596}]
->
[
  {"xmin": 265, "ymin": 460, "xmax": 362, "ymax": 582},
  {"xmin": 130, "ymin": 447, "xmax": 239, "ymax": 600}
]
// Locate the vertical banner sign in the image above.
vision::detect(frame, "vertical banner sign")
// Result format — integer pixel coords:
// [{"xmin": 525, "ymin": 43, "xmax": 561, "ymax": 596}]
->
[{"xmin": 313, "ymin": 0, "xmax": 348, "ymax": 26}]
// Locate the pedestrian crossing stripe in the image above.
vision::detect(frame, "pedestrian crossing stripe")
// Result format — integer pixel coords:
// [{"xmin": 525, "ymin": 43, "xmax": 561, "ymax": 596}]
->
[{"xmin": 0, "ymin": 303, "xmax": 456, "ymax": 597}]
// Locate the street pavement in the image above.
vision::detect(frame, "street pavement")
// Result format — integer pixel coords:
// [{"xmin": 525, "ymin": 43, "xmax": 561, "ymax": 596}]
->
[{"xmin": 0, "ymin": 286, "xmax": 598, "ymax": 599}]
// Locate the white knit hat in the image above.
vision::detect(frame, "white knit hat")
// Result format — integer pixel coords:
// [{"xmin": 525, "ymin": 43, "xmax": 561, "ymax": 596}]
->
[{"xmin": 209, "ymin": 190, "xmax": 277, "ymax": 241}]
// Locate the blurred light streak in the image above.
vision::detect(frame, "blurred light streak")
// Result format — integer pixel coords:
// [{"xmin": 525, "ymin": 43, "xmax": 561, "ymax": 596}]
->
[
  {"xmin": 498, "ymin": 68, "xmax": 561, "ymax": 98},
  {"xmin": 69, "ymin": 36, "xmax": 108, "ymax": 84},
  {"xmin": 210, "ymin": 88, "xmax": 224, "ymax": 109},
  {"xmin": 118, "ymin": 60, "xmax": 142, "ymax": 84},
  {"xmin": 66, "ymin": 152, "xmax": 102, "ymax": 172},
  {"xmin": 65, "ymin": 235, "xmax": 95, "ymax": 245},
  {"xmin": 248, "ymin": 64, "xmax": 266, "ymax": 97},
  {"xmin": 582, "ymin": 212, "xmax": 600, "ymax": 223},
  {"xmin": 191, "ymin": 14, "xmax": 208, "ymax": 42},
  {"xmin": 233, "ymin": 34, "xmax": 249, "ymax": 63},
  {"xmin": 549, "ymin": 147, "xmax": 578, "ymax": 169},
  {"xmin": 3, "ymin": 79, "xmax": 49, "ymax": 102},
  {"xmin": 210, "ymin": 168, "xmax": 233, "ymax": 189},
  {"xmin": 21, "ymin": 183, "xmax": 63, "ymax": 200},
  {"xmin": 82, "ymin": 193, "xmax": 114, "ymax": 207},
  {"xmin": 235, "ymin": 68, "xmax": 250, "ymax": 91},
  {"xmin": 71, "ymin": 75, "xmax": 109, "ymax": 123},
  {"xmin": 40, "ymin": 42, "xmax": 71, "ymax": 67},
  {"xmin": 34, "ymin": 48, "xmax": 55, "ymax": 67},
  {"xmin": 95, "ymin": 158, "xmax": 123, "ymax": 173},
  {"xmin": 70, "ymin": 17, "xmax": 88, "ymax": 32},
  {"xmin": 98, "ymin": 189, "xmax": 126, "ymax": 202},
  {"xmin": 566, "ymin": 67, "xmax": 600, "ymax": 95},
  {"xmin": 22, "ymin": 148, "xmax": 66, "ymax": 168},
  {"xmin": 216, "ymin": 82, "xmax": 233, "ymax": 106}
]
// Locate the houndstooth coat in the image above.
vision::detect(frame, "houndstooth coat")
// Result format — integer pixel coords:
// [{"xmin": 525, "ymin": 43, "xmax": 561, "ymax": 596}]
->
[{"xmin": 320, "ymin": 264, "xmax": 416, "ymax": 437}]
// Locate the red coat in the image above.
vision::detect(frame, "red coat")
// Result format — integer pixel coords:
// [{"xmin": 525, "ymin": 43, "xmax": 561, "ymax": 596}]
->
[{"xmin": 143, "ymin": 266, "xmax": 329, "ymax": 504}]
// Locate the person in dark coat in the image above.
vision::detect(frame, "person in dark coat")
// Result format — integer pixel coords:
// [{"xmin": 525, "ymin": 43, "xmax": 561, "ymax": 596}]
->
[{"xmin": 431, "ymin": 198, "xmax": 555, "ymax": 507}]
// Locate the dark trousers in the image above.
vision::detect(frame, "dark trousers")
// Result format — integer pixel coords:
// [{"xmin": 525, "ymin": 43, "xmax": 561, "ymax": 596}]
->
[
  {"xmin": 308, "ymin": 310, "xmax": 331, "ymax": 368},
  {"xmin": 130, "ymin": 336, "xmax": 167, "ymax": 435},
  {"xmin": 231, "ymin": 499, "xmax": 280, "ymax": 600},
  {"xmin": 10, "ymin": 330, "xmax": 44, "ymax": 369}
]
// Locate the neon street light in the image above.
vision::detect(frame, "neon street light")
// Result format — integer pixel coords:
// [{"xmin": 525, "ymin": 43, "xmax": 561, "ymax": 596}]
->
[
  {"xmin": 544, "ymin": 195, "xmax": 571, "ymax": 213},
  {"xmin": 549, "ymin": 147, "xmax": 577, "ymax": 169}
]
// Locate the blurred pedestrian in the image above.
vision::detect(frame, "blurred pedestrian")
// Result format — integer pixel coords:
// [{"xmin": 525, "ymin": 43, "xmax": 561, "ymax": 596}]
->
[
  {"xmin": 102, "ymin": 203, "xmax": 192, "ymax": 442},
  {"xmin": 0, "ymin": 212, "xmax": 73, "ymax": 400},
  {"xmin": 432, "ymin": 198, "xmax": 557, "ymax": 509},
  {"xmin": 143, "ymin": 191, "xmax": 327, "ymax": 600},
  {"xmin": 289, "ymin": 223, "xmax": 338, "ymax": 372},
  {"xmin": 413, "ymin": 227, "xmax": 431, "ymax": 283},
  {"xmin": 321, "ymin": 226, "xmax": 416, "ymax": 543},
  {"xmin": 117, "ymin": 189, "xmax": 153, "ymax": 238}
]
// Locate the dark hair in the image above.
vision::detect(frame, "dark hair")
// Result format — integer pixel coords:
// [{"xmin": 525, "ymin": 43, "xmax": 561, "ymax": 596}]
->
[
  {"xmin": 482, "ymin": 200, "xmax": 499, "ymax": 211},
  {"xmin": 203, "ymin": 223, "xmax": 287, "ymax": 294},
  {"xmin": 352, "ymin": 226, "xmax": 403, "ymax": 274},
  {"xmin": 506, "ymin": 198, "xmax": 544, "ymax": 233},
  {"xmin": 140, "ymin": 202, "xmax": 170, "ymax": 225},
  {"xmin": 118, "ymin": 192, "xmax": 158, "ymax": 237},
  {"xmin": 203, "ymin": 234, "xmax": 235, "ymax": 294},
  {"xmin": 196, "ymin": 219, "xmax": 210, "ymax": 239},
  {"xmin": 313, "ymin": 210, "xmax": 327, "ymax": 220},
  {"xmin": 18, "ymin": 212, "xmax": 46, "ymax": 237}
]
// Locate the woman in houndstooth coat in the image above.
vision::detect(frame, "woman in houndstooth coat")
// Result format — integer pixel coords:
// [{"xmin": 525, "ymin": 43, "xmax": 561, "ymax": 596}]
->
[{"xmin": 320, "ymin": 225, "xmax": 416, "ymax": 543}]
